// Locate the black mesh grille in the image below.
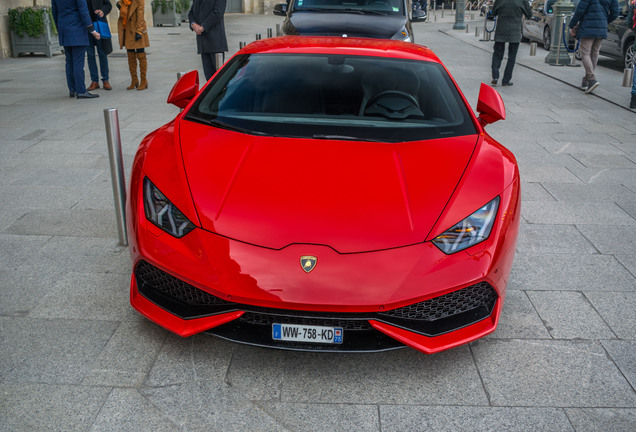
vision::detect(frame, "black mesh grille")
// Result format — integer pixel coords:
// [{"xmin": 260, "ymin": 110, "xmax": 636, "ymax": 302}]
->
[
  {"xmin": 135, "ymin": 260, "xmax": 498, "ymax": 345},
  {"xmin": 378, "ymin": 282, "xmax": 497, "ymax": 321},
  {"xmin": 135, "ymin": 260, "xmax": 232, "ymax": 306}
]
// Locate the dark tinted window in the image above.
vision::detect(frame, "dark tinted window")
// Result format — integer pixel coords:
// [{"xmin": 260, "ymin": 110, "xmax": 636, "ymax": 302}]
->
[
  {"xmin": 186, "ymin": 53, "xmax": 476, "ymax": 142},
  {"xmin": 293, "ymin": 0, "xmax": 405, "ymax": 15}
]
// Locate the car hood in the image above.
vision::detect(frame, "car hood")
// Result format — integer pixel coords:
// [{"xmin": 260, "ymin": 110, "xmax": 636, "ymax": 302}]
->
[
  {"xmin": 179, "ymin": 121, "xmax": 477, "ymax": 253},
  {"xmin": 287, "ymin": 12, "xmax": 407, "ymax": 38}
]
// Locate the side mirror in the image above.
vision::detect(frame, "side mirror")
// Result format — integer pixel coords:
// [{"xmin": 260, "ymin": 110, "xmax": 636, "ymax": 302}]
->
[
  {"xmin": 273, "ymin": 4, "xmax": 288, "ymax": 16},
  {"xmin": 167, "ymin": 70, "xmax": 199, "ymax": 109},
  {"xmin": 476, "ymin": 82, "xmax": 505, "ymax": 126}
]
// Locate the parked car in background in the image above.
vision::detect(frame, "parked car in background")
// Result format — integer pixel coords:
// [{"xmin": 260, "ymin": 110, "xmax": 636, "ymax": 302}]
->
[
  {"xmin": 600, "ymin": 0, "xmax": 635, "ymax": 68},
  {"xmin": 523, "ymin": 0, "xmax": 635, "ymax": 68},
  {"xmin": 412, "ymin": 0, "xmax": 428, "ymax": 21},
  {"xmin": 273, "ymin": 0, "xmax": 415, "ymax": 42},
  {"xmin": 522, "ymin": 0, "xmax": 579, "ymax": 51}
]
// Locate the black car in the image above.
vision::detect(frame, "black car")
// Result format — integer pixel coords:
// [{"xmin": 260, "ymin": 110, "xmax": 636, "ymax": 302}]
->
[
  {"xmin": 273, "ymin": 0, "xmax": 415, "ymax": 42},
  {"xmin": 602, "ymin": 0, "xmax": 635, "ymax": 68}
]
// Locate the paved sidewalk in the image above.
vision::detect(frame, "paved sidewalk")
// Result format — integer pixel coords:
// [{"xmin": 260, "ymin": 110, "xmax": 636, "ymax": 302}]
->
[{"xmin": 1, "ymin": 12, "xmax": 635, "ymax": 432}]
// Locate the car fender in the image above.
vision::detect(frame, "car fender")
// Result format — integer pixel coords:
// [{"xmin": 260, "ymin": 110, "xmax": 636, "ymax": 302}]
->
[{"xmin": 426, "ymin": 133, "xmax": 518, "ymax": 242}]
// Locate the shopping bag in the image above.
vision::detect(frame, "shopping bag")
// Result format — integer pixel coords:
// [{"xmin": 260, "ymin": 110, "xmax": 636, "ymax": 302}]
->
[{"xmin": 93, "ymin": 18, "xmax": 111, "ymax": 39}]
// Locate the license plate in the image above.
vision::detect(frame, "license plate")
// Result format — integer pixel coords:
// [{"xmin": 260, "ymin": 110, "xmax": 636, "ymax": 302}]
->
[{"xmin": 272, "ymin": 323, "xmax": 343, "ymax": 344}]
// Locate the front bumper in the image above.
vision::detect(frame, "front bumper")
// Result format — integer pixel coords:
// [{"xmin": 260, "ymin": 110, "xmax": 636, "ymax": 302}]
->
[
  {"xmin": 132, "ymin": 259, "xmax": 501, "ymax": 352},
  {"xmin": 128, "ymin": 168, "xmax": 520, "ymax": 354}
]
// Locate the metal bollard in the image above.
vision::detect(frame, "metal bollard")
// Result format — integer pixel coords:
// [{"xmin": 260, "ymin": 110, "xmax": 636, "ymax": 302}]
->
[
  {"xmin": 103, "ymin": 108, "xmax": 128, "ymax": 247},
  {"xmin": 530, "ymin": 42, "xmax": 537, "ymax": 56},
  {"xmin": 623, "ymin": 68, "xmax": 634, "ymax": 87},
  {"xmin": 215, "ymin": 52, "xmax": 224, "ymax": 68},
  {"xmin": 255, "ymin": 33, "xmax": 262, "ymax": 40},
  {"xmin": 569, "ymin": 52, "xmax": 578, "ymax": 66},
  {"xmin": 466, "ymin": 24, "xmax": 470, "ymax": 33},
  {"xmin": 276, "ymin": 24, "xmax": 281, "ymax": 36},
  {"xmin": 475, "ymin": 26, "xmax": 480, "ymax": 37},
  {"xmin": 267, "ymin": 27, "xmax": 273, "ymax": 38}
]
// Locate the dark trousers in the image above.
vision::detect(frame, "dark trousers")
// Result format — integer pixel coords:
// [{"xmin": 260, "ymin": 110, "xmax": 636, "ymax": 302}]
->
[
  {"xmin": 491, "ymin": 42, "xmax": 519, "ymax": 84},
  {"xmin": 64, "ymin": 45, "xmax": 87, "ymax": 94},
  {"xmin": 87, "ymin": 36, "xmax": 109, "ymax": 82},
  {"xmin": 201, "ymin": 53, "xmax": 217, "ymax": 81}
]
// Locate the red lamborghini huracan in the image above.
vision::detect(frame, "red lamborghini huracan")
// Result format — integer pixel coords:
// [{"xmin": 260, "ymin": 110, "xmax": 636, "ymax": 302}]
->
[{"xmin": 126, "ymin": 36, "xmax": 520, "ymax": 354}]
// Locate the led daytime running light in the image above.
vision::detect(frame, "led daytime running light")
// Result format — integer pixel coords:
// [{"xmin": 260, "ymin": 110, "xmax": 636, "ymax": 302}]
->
[
  {"xmin": 143, "ymin": 178, "xmax": 195, "ymax": 238},
  {"xmin": 432, "ymin": 197, "xmax": 500, "ymax": 254}
]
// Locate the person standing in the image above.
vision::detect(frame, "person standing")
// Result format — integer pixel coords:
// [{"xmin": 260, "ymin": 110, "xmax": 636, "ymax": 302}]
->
[
  {"xmin": 117, "ymin": 0, "xmax": 150, "ymax": 90},
  {"xmin": 86, "ymin": 0, "xmax": 113, "ymax": 91},
  {"xmin": 51, "ymin": 0, "xmax": 101, "ymax": 99},
  {"xmin": 490, "ymin": 0, "xmax": 532, "ymax": 87},
  {"xmin": 569, "ymin": 0, "xmax": 619, "ymax": 94},
  {"xmin": 189, "ymin": 0, "xmax": 228, "ymax": 81}
]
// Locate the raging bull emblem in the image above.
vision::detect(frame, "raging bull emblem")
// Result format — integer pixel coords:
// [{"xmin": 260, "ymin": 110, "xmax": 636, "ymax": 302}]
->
[{"xmin": 300, "ymin": 256, "xmax": 317, "ymax": 273}]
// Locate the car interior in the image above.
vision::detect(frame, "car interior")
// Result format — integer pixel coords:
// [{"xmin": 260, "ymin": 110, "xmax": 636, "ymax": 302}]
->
[{"xmin": 189, "ymin": 53, "xmax": 476, "ymax": 141}]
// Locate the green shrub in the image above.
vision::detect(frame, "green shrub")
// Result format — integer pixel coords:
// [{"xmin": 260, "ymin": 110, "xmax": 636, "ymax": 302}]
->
[{"xmin": 8, "ymin": 6, "xmax": 58, "ymax": 38}]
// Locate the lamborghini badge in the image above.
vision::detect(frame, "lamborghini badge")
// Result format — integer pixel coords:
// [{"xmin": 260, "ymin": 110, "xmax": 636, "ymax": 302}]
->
[{"xmin": 300, "ymin": 256, "xmax": 317, "ymax": 273}]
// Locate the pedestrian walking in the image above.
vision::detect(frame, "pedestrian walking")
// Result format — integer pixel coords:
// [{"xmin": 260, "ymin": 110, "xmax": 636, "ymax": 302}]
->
[
  {"xmin": 86, "ymin": 0, "xmax": 113, "ymax": 91},
  {"xmin": 188, "ymin": 0, "xmax": 228, "ymax": 81},
  {"xmin": 490, "ymin": 0, "xmax": 532, "ymax": 87},
  {"xmin": 117, "ymin": 0, "xmax": 150, "ymax": 90},
  {"xmin": 51, "ymin": 0, "xmax": 101, "ymax": 99},
  {"xmin": 568, "ymin": 0, "xmax": 619, "ymax": 94}
]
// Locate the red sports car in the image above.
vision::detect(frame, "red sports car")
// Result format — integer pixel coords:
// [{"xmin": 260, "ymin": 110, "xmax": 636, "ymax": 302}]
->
[{"xmin": 126, "ymin": 36, "xmax": 520, "ymax": 354}]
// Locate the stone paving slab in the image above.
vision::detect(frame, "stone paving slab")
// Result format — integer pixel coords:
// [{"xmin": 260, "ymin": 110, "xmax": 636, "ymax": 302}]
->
[{"xmin": 0, "ymin": 12, "xmax": 634, "ymax": 432}]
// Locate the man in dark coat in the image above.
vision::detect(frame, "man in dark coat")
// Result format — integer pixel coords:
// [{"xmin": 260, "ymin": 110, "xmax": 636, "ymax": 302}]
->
[
  {"xmin": 189, "ymin": 0, "xmax": 229, "ymax": 81},
  {"xmin": 51, "ymin": 0, "xmax": 101, "ymax": 98},
  {"xmin": 86, "ymin": 0, "xmax": 113, "ymax": 91},
  {"xmin": 569, "ymin": 0, "xmax": 619, "ymax": 93},
  {"xmin": 490, "ymin": 0, "xmax": 532, "ymax": 86}
]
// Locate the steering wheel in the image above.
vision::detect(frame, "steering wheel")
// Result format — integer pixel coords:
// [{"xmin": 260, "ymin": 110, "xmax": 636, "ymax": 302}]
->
[{"xmin": 363, "ymin": 90, "xmax": 422, "ymax": 119}]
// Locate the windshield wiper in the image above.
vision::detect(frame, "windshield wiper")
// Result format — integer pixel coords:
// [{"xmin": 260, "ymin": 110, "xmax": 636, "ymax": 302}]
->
[
  {"xmin": 298, "ymin": 8, "xmax": 387, "ymax": 15},
  {"xmin": 312, "ymin": 134, "xmax": 384, "ymax": 142},
  {"xmin": 186, "ymin": 115, "xmax": 269, "ymax": 136},
  {"xmin": 346, "ymin": 8, "xmax": 388, "ymax": 15}
]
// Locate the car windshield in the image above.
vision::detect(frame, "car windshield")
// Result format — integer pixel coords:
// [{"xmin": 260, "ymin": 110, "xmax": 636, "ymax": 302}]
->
[
  {"xmin": 186, "ymin": 53, "xmax": 476, "ymax": 142},
  {"xmin": 293, "ymin": 0, "xmax": 404, "ymax": 15}
]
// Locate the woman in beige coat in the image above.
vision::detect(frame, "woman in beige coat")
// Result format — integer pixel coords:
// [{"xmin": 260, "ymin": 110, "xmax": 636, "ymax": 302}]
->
[{"xmin": 117, "ymin": 0, "xmax": 150, "ymax": 90}]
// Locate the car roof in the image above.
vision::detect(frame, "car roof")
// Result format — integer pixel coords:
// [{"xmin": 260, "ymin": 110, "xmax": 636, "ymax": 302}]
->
[{"xmin": 238, "ymin": 36, "xmax": 442, "ymax": 64}]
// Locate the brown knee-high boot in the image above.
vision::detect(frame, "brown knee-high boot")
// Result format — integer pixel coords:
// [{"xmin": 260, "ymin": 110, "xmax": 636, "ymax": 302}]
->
[
  {"xmin": 127, "ymin": 51, "xmax": 138, "ymax": 90},
  {"xmin": 137, "ymin": 52, "xmax": 148, "ymax": 91}
]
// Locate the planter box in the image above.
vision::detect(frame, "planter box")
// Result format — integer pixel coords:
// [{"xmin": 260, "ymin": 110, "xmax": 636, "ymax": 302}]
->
[
  {"xmin": 180, "ymin": 0, "xmax": 191, "ymax": 22},
  {"xmin": 152, "ymin": 1, "xmax": 181, "ymax": 27},
  {"xmin": 11, "ymin": 11, "xmax": 61, "ymax": 58}
]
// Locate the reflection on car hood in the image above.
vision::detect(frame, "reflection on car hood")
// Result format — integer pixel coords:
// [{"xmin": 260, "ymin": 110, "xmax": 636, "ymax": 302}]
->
[
  {"xmin": 179, "ymin": 121, "xmax": 477, "ymax": 253},
  {"xmin": 288, "ymin": 12, "xmax": 406, "ymax": 38}
]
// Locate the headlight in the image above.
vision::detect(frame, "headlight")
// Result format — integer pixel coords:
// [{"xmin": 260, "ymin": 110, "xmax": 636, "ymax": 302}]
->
[
  {"xmin": 392, "ymin": 26, "xmax": 411, "ymax": 42},
  {"xmin": 143, "ymin": 177, "xmax": 195, "ymax": 238},
  {"xmin": 432, "ymin": 197, "xmax": 500, "ymax": 254}
]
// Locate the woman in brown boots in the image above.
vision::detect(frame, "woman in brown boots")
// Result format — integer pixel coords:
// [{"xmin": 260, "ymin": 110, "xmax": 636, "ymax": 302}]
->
[{"xmin": 117, "ymin": 0, "xmax": 150, "ymax": 90}]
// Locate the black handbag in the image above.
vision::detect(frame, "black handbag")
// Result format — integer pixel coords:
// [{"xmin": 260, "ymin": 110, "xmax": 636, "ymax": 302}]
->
[{"xmin": 101, "ymin": 37, "xmax": 113, "ymax": 55}]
